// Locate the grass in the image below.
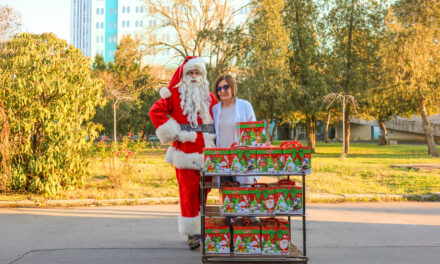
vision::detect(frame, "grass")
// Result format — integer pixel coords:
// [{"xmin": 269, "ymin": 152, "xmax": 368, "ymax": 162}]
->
[{"xmin": 0, "ymin": 142, "xmax": 439, "ymax": 203}]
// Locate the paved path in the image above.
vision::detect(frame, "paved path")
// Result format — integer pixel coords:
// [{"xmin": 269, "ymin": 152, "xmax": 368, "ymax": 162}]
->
[{"xmin": 1, "ymin": 202, "xmax": 439, "ymax": 264}]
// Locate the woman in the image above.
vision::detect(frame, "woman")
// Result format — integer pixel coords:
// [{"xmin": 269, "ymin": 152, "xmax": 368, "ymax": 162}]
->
[{"xmin": 211, "ymin": 74, "xmax": 258, "ymax": 185}]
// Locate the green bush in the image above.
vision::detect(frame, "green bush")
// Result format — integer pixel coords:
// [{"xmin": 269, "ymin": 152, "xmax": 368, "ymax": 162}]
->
[{"xmin": 0, "ymin": 33, "xmax": 104, "ymax": 196}]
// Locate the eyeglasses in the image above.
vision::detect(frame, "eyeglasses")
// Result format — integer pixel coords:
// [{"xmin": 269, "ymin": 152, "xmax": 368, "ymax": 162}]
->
[{"xmin": 216, "ymin": 84, "xmax": 230, "ymax": 92}]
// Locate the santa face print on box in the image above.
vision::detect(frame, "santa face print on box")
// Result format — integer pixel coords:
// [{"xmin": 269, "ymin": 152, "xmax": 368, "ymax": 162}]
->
[{"xmin": 261, "ymin": 218, "xmax": 290, "ymax": 255}]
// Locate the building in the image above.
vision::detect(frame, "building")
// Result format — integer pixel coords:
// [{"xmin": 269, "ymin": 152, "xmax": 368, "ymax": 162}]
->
[{"xmin": 70, "ymin": 0, "xmax": 251, "ymax": 66}]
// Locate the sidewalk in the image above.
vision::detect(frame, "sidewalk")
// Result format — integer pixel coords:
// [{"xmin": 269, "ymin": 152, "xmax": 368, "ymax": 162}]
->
[{"xmin": 1, "ymin": 202, "xmax": 439, "ymax": 264}]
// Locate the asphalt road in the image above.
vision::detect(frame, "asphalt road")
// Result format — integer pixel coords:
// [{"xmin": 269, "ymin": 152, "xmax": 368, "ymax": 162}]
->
[{"xmin": 1, "ymin": 202, "xmax": 439, "ymax": 264}]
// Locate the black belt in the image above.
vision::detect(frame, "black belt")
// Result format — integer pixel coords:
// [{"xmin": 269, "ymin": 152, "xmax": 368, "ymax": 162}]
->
[{"xmin": 181, "ymin": 124, "xmax": 215, "ymax": 134}]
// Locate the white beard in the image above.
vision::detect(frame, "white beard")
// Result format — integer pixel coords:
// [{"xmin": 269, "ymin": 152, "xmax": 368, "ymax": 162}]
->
[{"xmin": 179, "ymin": 75, "xmax": 212, "ymax": 127}]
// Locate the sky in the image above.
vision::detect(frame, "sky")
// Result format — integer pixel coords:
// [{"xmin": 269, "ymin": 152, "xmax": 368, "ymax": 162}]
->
[{"xmin": 2, "ymin": 0, "xmax": 70, "ymax": 42}]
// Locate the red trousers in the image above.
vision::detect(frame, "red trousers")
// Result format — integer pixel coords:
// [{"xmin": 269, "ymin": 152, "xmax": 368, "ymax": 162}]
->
[{"xmin": 175, "ymin": 168, "xmax": 211, "ymax": 217}]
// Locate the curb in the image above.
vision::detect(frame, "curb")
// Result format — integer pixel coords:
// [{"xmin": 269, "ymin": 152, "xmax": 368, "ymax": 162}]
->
[{"xmin": 1, "ymin": 193, "xmax": 440, "ymax": 208}]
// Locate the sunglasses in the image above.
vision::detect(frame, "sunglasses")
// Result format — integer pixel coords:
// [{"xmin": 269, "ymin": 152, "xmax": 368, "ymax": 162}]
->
[{"xmin": 216, "ymin": 84, "xmax": 230, "ymax": 92}]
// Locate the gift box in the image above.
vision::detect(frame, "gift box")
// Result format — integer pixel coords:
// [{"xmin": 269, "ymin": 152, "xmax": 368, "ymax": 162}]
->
[
  {"xmin": 204, "ymin": 148, "xmax": 230, "ymax": 174},
  {"xmin": 273, "ymin": 179, "xmax": 303, "ymax": 213},
  {"xmin": 256, "ymin": 147, "xmax": 284, "ymax": 174},
  {"xmin": 261, "ymin": 218, "xmax": 290, "ymax": 255},
  {"xmin": 229, "ymin": 147, "xmax": 257, "ymax": 174},
  {"xmin": 204, "ymin": 218, "xmax": 231, "ymax": 254},
  {"xmin": 231, "ymin": 218, "xmax": 261, "ymax": 255},
  {"xmin": 281, "ymin": 141, "xmax": 312, "ymax": 174},
  {"xmin": 236, "ymin": 121, "xmax": 266, "ymax": 146},
  {"xmin": 249, "ymin": 183, "xmax": 276, "ymax": 215},
  {"xmin": 221, "ymin": 182, "xmax": 251, "ymax": 215}
]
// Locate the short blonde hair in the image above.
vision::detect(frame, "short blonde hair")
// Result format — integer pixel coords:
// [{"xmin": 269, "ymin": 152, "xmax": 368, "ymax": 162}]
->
[{"xmin": 213, "ymin": 74, "xmax": 238, "ymax": 101}]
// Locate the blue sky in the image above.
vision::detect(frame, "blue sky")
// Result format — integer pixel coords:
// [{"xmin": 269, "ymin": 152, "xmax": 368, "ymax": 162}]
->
[{"xmin": 2, "ymin": 0, "xmax": 70, "ymax": 42}]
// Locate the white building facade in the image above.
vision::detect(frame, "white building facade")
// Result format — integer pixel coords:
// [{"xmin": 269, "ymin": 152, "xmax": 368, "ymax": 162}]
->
[{"xmin": 71, "ymin": 0, "xmax": 251, "ymax": 65}]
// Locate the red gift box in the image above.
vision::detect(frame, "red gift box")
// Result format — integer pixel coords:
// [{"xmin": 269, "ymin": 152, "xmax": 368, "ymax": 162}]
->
[{"xmin": 261, "ymin": 217, "xmax": 290, "ymax": 255}]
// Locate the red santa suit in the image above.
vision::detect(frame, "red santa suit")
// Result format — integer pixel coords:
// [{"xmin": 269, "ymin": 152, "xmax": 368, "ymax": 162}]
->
[{"xmin": 149, "ymin": 57, "xmax": 217, "ymax": 236}]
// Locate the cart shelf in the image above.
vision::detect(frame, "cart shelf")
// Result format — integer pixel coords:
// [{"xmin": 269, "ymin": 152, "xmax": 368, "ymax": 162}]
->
[
  {"xmin": 203, "ymin": 205, "xmax": 304, "ymax": 217},
  {"xmin": 202, "ymin": 243, "xmax": 307, "ymax": 263}
]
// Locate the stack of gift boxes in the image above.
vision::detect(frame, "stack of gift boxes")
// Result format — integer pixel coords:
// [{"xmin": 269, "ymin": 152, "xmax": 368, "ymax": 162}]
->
[
  {"xmin": 204, "ymin": 217, "xmax": 291, "ymax": 255},
  {"xmin": 203, "ymin": 121, "xmax": 312, "ymax": 175},
  {"xmin": 203, "ymin": 121, "xmax": 311, "ymax": 255}
]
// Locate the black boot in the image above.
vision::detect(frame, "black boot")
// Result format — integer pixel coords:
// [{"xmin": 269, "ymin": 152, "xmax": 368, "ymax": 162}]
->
[{"xmin": 188, "ymin": 234, "xmax": 201, "ymax": 250}]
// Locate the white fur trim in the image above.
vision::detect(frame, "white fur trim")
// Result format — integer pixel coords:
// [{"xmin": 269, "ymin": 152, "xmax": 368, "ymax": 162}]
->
[
  {"xmin": 183, "ymin": 57, "xmax": 207, "ymax": 77},
  {"xmin": 156, "ymin": 118, "xmax": 181, "ymax": 145},
  {"xmin": 159, "ymin": 86, "xmax": 171, "ymax": 98},
  {"xmin": 177, "ymin": 131, "xmax": 197, "ymax": 143},
  {"xmin": 165, "ymin": 146, "xmax": 204, "ymax": 170},
  {"xmin": 178, "ymin": 214, "xmax": 200, "ymax": 236},
  {"xmin": 203, "ymin": 133, "xmax": 216, "ymax": 148}
]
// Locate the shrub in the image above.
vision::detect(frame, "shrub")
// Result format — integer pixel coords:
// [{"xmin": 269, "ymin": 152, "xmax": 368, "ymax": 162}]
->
[{"xmin": 0, "ymin": 33, "xmax": 104, "ymax": 196}]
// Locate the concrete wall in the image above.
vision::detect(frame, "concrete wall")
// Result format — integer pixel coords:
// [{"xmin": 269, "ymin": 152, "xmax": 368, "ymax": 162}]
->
[{"xmin": 335, "ymin": 124, "xmax": 372, "ymax": 141}]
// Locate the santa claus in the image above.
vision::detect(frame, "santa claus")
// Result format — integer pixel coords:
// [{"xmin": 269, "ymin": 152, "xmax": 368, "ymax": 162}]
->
[{"xmin": 149, "ymin": 56, "xmax": 217, "ymax": 250}]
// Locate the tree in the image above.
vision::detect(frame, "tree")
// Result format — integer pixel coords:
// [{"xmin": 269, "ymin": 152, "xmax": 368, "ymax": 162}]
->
[
  {"xmin": 0, "ymin": 4, "xmax": 22, "ymax": 42},
  {"xmin": 142, "ymin": 0, "xmax": 252, "ymax": 70},
  {"xmin": 380, "ymin": 0, "xmax": 440, "ymax": 156},
  {"xmin": 0, "ymin": 33, "xmax": 103, "ymax": 195},
  {"xmin": 240, "ymin": 0, "xmax": 292, "ymax": 142},
  {"xmin": 0, "ymin": 4, "xmax": 21, "ymax": 189},
  {"xmin": 324, "ymin": 93, "xmax": 359, "ymax": 158},
  {"xmin": 95, "ymin": 35, "xmax": 155, "ymax": 142},
  {"xmin": 325, "ymin": 0, "xmax": 389, "ymax": 154},
  {"xmin": 285, "ymin": 0, "xmax": 328, "ymax": 152}
]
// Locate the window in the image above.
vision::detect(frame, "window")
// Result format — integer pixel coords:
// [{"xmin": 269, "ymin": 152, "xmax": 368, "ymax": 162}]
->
[
  {"xmin": 96, "ymin": 22, "xmax": 99, "ymax": 29},
  {"xmin": 122, "ymin": 21, "xmax": 125, "ymax": 28},
  {"xmin": 140, "ymin": 7, "xmax": 143, "ymax": 13},
  {"xmin": 127, "ymin": 21, "xmax": 130, "ymax": 27},
  {"xmin": 136, "ymin": 20, "xmax": 139, "ymax": 27},
  {"xmin": 109, "ymin": 50, "xmax": 112, "ymax": 57},
  {"xmin": 122, "ymin": 6, "xmax": 125, "ymax": 13},
  {"xmin": 101, "ymin": 36, "xmax": 104, "ymax": 42},
  {"xmin": 127, "ymin": 6, "xmax": 130, "ymax": 13},
  {"xmin": 136, "ymin": 6, "xmax": 139, "ymax": 13},
  {"xmin": 101, "ymin": 8, "xmax": 104, "ymax": 14},
  {"xmin": 149, "ymin": 20, "xmax": 152, "ymax": 26},
  {"xmin": 100, "ymin": 22, "xmax": 104, "ymax": 29},
  {"xmin": 109, "ymin": 36, "xmax": 112, "ymax": 43},
  {"xmin": 140, "ymin": 20, "xmax": 143, "ymax": 27},
  {"xmin": 96, "ymin": 36, "xmax": 99, "ymax": 42},
  {"xmin": 96, "ymin": 8, "xmax": 99, "ymax": 15}
]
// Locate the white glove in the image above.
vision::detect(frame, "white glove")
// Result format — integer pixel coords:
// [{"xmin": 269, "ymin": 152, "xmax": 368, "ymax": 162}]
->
[{"xmin": 176, "ymin": 131, "xmax": 197, "ymax": 143}]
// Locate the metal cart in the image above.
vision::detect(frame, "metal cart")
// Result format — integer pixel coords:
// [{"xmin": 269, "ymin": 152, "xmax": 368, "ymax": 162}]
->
[{"xmin": 199, "ymin": 169, "xmax": 308, "ymax": 264}]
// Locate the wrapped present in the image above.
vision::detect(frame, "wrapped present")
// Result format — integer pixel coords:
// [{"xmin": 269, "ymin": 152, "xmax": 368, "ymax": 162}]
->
[
  {"xmin": 221, "ymin": 181, "xmax": 251, "ymax": 215},
  {"xmin": 261, "ymin": 218, "xmax": 290, "ymax": 255},
  {"xmin": 231, "ymin": 218, "xmax": 261, "ymax": 255},
  {"xmin": 205, "ymin": 218, "xmax": 231, "ymax": 254},
  {"xmin": 256, "ymin": 147, "xmax": 284, "ymax": 174},
  {"xmin": 236, "ymin": 121, "xmax": 266, "ymax": 146},
  {"xmin": 204, "ymin": 148, "xmax": 230, "ymax": 174},
  {"xmin": 229, "ymin": 147, "xmax": 257, "ymax": 174},
  {"xmin": 273, "ymin": 179, "xmax": 303, "ymax": 213},
  {"xmin": 281, "ymin": 141, "xmax": 312, "ymax": 174},
  {"xmin": 249, "ymin": 182, "xmax": 276, "ymax": 215}
]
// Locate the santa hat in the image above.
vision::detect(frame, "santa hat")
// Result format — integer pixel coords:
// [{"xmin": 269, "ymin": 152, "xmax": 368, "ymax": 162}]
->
[{"xmin": 159, "ymin": 56, "xmax": 207, "ymax": 98}]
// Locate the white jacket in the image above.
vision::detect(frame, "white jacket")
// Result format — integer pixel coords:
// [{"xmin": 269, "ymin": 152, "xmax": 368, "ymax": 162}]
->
[{"xmin": 212, "ymin": 97, "xmax": 258, "ymax": 185}]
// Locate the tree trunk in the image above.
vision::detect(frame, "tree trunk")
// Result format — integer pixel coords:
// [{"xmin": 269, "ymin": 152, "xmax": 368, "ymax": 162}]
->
[
  {"xmin": 324, "ymin": 112, "xmax": 331, "ymax": 143},
  {"xmin": 270, "ymin": 121, "xmax": 279, "ymax": 143},
  {"xmin": 418, "ymin": 95, "xmax": 439, "ymax": 157},
  {"xmin": 378, "ymin": 119, "xmax": 389, "ymax": 145},
  {"xmin": 113, "ymin": 99, "xmax": 118, "ymax": 144},
  {"xmin": 265, "ymin": 114, "xmax": 272, "ymax": 144},
  {"xmin": 306, "ymin": 115, "xmax": 316, "ymax": 153},
  {"xmin": 344, "ymin": 105, "xmax": 351, "ymax": 154}
]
